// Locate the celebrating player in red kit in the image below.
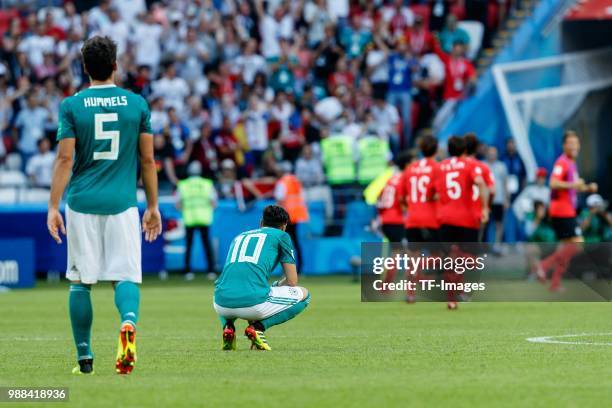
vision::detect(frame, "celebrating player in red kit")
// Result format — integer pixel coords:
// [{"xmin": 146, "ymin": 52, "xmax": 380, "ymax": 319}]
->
[
  {"xmin": 437, "ymin": 136, "xmax": 489, "ymax": 309},
  {"xmin": 464, "ymin": 133, "xmax": 495, "ymax": 241},
  {"xmin": 397, "ymin": 133, "xmax": 440, "ymax": 302},
  {"xmin": 537, "ymin": 130, "xmax": 597, "ymax": 291}
]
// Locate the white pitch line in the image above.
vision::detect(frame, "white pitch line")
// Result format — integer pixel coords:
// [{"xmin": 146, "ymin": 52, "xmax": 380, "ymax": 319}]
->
[{"xmin": 526, "ymin": 333, "xmax": 612, "ymax": 346}]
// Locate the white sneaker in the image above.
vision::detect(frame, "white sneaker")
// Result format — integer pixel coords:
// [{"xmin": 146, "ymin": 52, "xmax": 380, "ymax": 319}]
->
[
  {"xmin": 206, "ymin": 272, "xmax": 218, "ymax": 281},
  {"xmin": 184, "ymin": 272, "xmax": 195, "ymax": 281}
]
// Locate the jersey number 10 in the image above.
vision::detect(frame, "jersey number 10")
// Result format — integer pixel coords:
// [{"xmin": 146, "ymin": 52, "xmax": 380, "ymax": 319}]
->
[
  {"xmin": 228, "ymin": 233, "xmax": 267, "ymax": 264},
  {"xmin": 94, "ymin": 113, "xmax": 120, "ymax": 161}
]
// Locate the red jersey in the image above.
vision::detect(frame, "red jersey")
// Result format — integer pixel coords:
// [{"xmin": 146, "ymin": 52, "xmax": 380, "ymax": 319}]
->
[
  {"xmin": 437, "ymin": 156, "xmax": 481, "ymax": 228},
  {"xmin": 377, "ymin": 173, "xmax": 405, "ymax": 225},
  {"xmin": 549, "ymin": 154, "xmax": 578, "ymax": 218},
  {"xmin": 398, "ymin": 158, "xmax": 440, "ymax": 228},
  {"xmin": 433, "ymin": 40, "xmax": 476, "ymax": 100},
  {"xmin": 466, "ymin": 157, "xmax": 495, "ymax": 229}
]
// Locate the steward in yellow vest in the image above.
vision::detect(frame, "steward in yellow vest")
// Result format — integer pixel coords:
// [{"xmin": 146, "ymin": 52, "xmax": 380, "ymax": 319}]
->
[
  {"xmin": 177, "ymin": 162, "xmax": 217, "ymax": 279},
  {"xmin": 357, "ymin": 136, "xmax": 390, "ymax": 185},
  {"xmin": 321, "ymin": 135, "xmax": 356, "ymax": 185}
]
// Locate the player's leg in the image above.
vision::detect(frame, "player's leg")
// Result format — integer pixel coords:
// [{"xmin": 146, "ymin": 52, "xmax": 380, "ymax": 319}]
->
[
  {"xmin": 212, "ymin": 303, "xmax": 238, "ymax": 350},
  {"xmin": 66, "ymin": 206, "xmax": 102, "ymax": 374},
  {"xmin": 184, "ymin": 226, "xmax": 195, "ymax": 280},
  {"xmin": 247, "ymin": 286, "xmax": 311, "ymax": 350},
  {"xmin": 200, "ymin": 226, "xmax": 216, "ymax": 276},
  {"xmin": 104, "ymin": 207, "xmax": 142, "ymax": 374}
]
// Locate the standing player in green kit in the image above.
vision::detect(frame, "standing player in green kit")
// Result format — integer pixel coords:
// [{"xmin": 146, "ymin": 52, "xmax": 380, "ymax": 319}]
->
[{"xmin": 47, "ymin": 36, "xmax": 161, "ymax": 375}]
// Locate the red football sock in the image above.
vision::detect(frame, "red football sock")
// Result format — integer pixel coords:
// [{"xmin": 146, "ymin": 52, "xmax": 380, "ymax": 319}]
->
[{"xmin": 550, "ymin": 243, "xmax": 580, "ymax": 289}]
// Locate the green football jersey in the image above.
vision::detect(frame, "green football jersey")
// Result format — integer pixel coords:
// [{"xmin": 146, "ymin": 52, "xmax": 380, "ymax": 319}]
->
[
  {"xmin": 214, "ymin": 227, "xmax": 296, "ymax": 308},
  {"xmin": 57, "ymin": 84, "xmax": 152, "ymax": 215}
]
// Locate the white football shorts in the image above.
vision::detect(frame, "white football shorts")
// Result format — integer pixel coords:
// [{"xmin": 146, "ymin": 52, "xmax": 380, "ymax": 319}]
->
[
  {"xmin": 65, "ymin": 205, "xmax": 141, "ymax": 284},
  {"xmin": 213, "ymin": 286, "xmax": 305, "ymax": 321}
]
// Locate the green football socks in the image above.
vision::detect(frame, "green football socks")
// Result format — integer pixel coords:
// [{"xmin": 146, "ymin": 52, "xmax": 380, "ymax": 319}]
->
[
  {"xmin": 69, "ymin": 283, "xmax": 93, "ymax": 361},
  {"xmin": 114, "ymin": 281, "xmax": 140, "ymax": 327},
  {"xmin": 261, "ymin": 293, "xmax": 311, "ymax": 330}
]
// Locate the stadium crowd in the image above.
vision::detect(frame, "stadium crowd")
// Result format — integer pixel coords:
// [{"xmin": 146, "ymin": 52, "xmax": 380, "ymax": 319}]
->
[{"xmin": 0, "ymin": 0, "xmax": 608, "ymax": 243}]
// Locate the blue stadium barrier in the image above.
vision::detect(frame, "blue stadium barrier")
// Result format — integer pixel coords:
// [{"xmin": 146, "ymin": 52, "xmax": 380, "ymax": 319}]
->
[
  {"xmin": 0, "ymin": 238, "xmax": 35, "ymax": 288},
  {"xmin": 0, "ymin": 204, "xmax": 164, "ymax": 274}
]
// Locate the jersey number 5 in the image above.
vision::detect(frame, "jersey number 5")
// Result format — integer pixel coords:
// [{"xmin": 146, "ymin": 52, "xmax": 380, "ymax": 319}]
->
[
  {"xmin": 94, "ymin": 113, "xmax": 119, "ymax": 160},
  {"xmin": 229, "ymin": 233, "xmax": 267, "ymax": 264}
]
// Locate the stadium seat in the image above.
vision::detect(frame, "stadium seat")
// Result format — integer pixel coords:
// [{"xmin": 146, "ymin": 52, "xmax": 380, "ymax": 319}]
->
[
  {"xmin": 0, "ymin": 188, "xmax": 18, "ymax": 204},
  {"xmin": 0, "ymin": 171, "xmax": 28, "ymax": 188},
  {"xmin": 21, "ymin": 189, "xmax": 50, "ymax": 203},
  {"xmin": 457, "ymin": 20, "xmax": 485, "ymax": 60}
]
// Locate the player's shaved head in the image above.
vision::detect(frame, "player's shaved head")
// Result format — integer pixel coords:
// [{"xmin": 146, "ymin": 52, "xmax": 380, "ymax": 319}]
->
[
  {"xmin": 464, "ymin": 132, "xmax": 479, "ymax": 156},
  {"xmin": 262, "ymin": 205, "xmax": 290, "ymax": 230},
  {"xmin": 81, "ymin": 35, "xmax": 117, "ymax": 81},
  {"xmin": 447, "ymin": 135, "xmax": 466, "ymax": 157},
  {"xmin": 419, "ymin": 133, "xmax": 438, "ymax": 158}
]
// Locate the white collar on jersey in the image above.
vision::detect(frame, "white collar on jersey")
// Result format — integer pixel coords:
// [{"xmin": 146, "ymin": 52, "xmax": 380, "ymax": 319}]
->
[{"xmin": 88, "ymin": 84, "xmax": 117, "ymax": 89}]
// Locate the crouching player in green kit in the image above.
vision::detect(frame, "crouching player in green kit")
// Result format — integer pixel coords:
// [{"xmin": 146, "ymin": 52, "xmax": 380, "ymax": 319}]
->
[{"xmin": 214, "ymin": 205, "xmax": 311, "ymax": 350}]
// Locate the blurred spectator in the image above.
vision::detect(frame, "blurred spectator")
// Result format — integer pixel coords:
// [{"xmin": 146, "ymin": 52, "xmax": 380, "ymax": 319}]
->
[
  {"xmin": 524, "ymin": 200, "xmax": 556, "ymax": 243},
  {"xmin": 132, "ymin": 12, "xmax": 163, "ymax": 72},
  {"xmin": 434, "ymin": 40, "xmax": 476, "ymax": 101},
  {"xmin": 153, "ymin": 133, "xmax": 178, "ymax": 193},
  {"xmin": 502, "ymin": 138, "xmax": 527, "ymax": 201},
  {"xmin": 371, "ymin": 97, "xmax": 400, "ymax": 154},
  {"xmin": 243, "ymin": 94, "xmax": 269, "ymax": 170},
  {"xmin": 340, "ymin": 14, "xmax": 372, "ymax": 60},
  {"xmin": 153, "ymin": 64, "xmax": 190, "ymax": 112},
  {"xmin": 25, "ymin": 137, "xmax": 54, "ymax": 188},
  {"xmin": 513, "ymin": 167, "xmax": 550, "ymax": 222},
  {"xmin": 386, "ymin": 39, "xmax": 418, "ymax": 146},
  {"xmin": 439, "ymin": 15, "xmax": 470, "ymax": 54},
  {"xmin": 100, "ymin": 7, "xmax": 129, "ymax": 55},
  {"xmin": 295, "ymin": 144, "xmax": 333, "ymax": 220},
  {"xmin": 166, "ymin": 107, "xmax": 191, "ymax": 164},
  {"xmin": 258, "ymin": 2, "xmax": 293, "ymax": 60},
  {"xmin": 486, "ymin": 146, "xmax": 509, "ymax": 244},
  {"xmin": 13, "ymin": 92, "xmax": 51, "ymax": 163},
  {"xmin": 190, "ymin": 123, "xmax": 218, "ymax": 177},
  {"xmin": 304, "ymin": 0, "xmax": 331, "ymax": 48},
  {"xmin": 213, "ymin": 116, "xmax": 240, "ymax": 165},
  {"xmin": 580, "ymin": 194, "xmax": 611, "ymax": 242},
  {"xmin": 381, "ymin": 0, "xmax": 415, "ymax": 40},
  {"xmin": 405, "ymin": 15, "xmax": 435, "ymax": 56}
]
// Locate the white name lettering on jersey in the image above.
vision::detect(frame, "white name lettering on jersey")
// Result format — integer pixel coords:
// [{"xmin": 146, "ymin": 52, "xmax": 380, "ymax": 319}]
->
[{"xmin": 83, "ymin": 96, "xmax": 128, "ymax": 108}]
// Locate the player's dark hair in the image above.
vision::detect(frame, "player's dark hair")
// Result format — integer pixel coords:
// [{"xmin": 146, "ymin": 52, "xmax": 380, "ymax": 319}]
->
[
  {"xmin": 419, "ymin": 133, "xmax": 438, "ymax": 158},
  {"xmin": 447, "ymin": 135, "xmax": 466, "ymax": 157},
  {"xmin": 563, "ymin": 130, "xmax": 578, "ymax": 143},
  {"xmin": 464, "ymin": 132, "xmax": 479, "ymax": 155},
  {"xmin": 81, "ymin": 36, "xmax": 117, "ymax": 81},
  {"xmin": 394, "ymin": 150, "xmax": 413, "ymax": 170},
  {"xmin": 262, "ymin": 205, "xmax": 290, "ymax": 229}
]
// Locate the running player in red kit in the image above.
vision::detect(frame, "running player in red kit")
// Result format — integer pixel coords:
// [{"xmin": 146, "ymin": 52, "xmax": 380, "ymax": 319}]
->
[
  {"xmin": 377, "ymin": 152, "xmax": 413, "ymax": 286},
  {"xmin": 437, "ymin": 136, "xmax": 489, "ymax": 309},
  {"xmin": 464, "ymin": 133, "xmax": 495, "ymax": 241},
  {"xmin": 537, "ymin": 130, "xmax": 597, "ymax": 290},
  {"xmin": 397, "ymin": 134, "xmax": 440, "ymax": 302},
  {"xmin": 378, "ymin": 152, "xmax": 413, "ymax": 243},
  {"xmin": 399, "ymin": 133, "xmax": 440, "ymax": 242}
]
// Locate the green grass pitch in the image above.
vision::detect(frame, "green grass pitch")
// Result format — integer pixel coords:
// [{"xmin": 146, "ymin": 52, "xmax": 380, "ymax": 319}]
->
[{"xmin": 1, "ymin": 276, "xmax": 612, "ymax": 407}]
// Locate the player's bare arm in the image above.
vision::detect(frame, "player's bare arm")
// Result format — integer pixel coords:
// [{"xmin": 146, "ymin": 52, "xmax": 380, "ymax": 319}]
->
[
  {"xmin": 475, "ymin": 175, "xmax": 490, "ymax": 223},
  {"xmin": 280, "ymin": 262, "xmax": 299, "ymax": 287},
  {"xmin": 47, "ymin": 138, "xmax": 75, "ymax": 244},
  {"xmin": 139, "ymin": 132, "xmax": 162, "ymax": 242}
]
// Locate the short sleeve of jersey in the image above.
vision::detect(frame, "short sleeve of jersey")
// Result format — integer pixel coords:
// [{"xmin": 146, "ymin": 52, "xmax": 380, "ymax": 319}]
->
[
  {"xmin": 278, "ymin": 232, "xmax": 296, "ymax": 265},
  {"xmin": 139, "ymin": 96, "xmax": 152, "ymax": 134},
  {"xmin": 551, "ymin": 160, "xmax": 566, "ymax": 181},
  {"xmin": 57, "ymin": 98, "xmax": 75, "ymax": 140}
]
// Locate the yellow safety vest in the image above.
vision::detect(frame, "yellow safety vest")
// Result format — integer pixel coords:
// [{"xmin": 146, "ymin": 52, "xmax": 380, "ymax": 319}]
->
[
  {"xmin": 177, "ymin": 177, "xmax": 214, "ymax": 227},
  {"xmin": 357, "ymin": 136, "xmax": 390, "ymax": 185},
  {"xmin": 321, "ymin": 135, "xmax": 356, "ymax": 185}
]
